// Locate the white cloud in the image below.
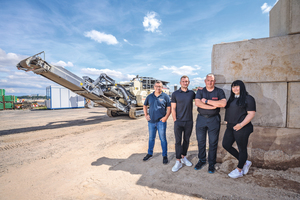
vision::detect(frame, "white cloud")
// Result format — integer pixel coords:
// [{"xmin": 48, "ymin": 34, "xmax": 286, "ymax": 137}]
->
[
  {"xmin": 0, "ymin": 48, "xmax": 54, "ymax": 95},
  {"xmin": 261, "ymin": 3, "xmax": 272, "ymax": 14},
  {"xmin": 0, "ymin": 49, "xmax": 26, "ymax": 66},
  {"xmin": 81, "ymin": 68, "xmax": 135, "ymax": 81},
  {"xmin": 159, "ymin": 65, "xmax": 201, "ymax": 76},
  {"xmin": 51, "ymin": 61, "xmax": 74, "ymax": 67},
  {"xmin": 0, "ymin": 72, "xmax": 55, "ymax": 95},
  {"xmin": 5, "ymin": 88, "xmax": 16, "ymax": 93},
  {"xmin": 124, "ymin": 39, "xmax": 133, "ymax": 46},
  {"xmin": 143, "ymin": 12, "xmax": 161, "ymax": 33},
  {"xmin": 190, "ymin": 77, "xmax": 206, "ymax": 87},
  {"xmin": 84, "ymin": 30, "xmax": 118, "ymax": 45},
  {"xmin": 0, "ymin": 68, "xmax": 10, "ymax": 72}
]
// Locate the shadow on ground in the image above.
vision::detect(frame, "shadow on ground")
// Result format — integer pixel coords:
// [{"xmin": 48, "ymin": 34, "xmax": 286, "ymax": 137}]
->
[
  {"xmin": 91, "ymin": 152, "xmax": 300, "ymax": 199},
  {"xmin": 0, "ymin": 114, "xmax": 131, "ymax": 136}
]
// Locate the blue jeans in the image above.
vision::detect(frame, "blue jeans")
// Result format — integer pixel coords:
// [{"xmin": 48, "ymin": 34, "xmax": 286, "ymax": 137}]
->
[{"xmin": 148, "ymin": 121, "xmax": 167, "ymax": 157}]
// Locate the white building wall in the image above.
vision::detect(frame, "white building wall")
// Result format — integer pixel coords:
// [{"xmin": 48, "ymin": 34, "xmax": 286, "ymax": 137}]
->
[{"xmin": 46, "ymin": 86, "xmax": 85, "ymax": 109}]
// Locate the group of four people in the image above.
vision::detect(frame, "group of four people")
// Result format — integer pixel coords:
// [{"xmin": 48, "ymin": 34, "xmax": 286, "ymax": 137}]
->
[{"xmin": 142, "ymin": 73, "xmax": 256, "ymax": 179}]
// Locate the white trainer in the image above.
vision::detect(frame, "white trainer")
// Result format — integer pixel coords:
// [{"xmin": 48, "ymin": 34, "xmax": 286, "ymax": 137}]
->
[
  {"xmin": 172, "ymin": 160, "xmax": 183, "ymax": 172},
  {"xmin": 181, "ymin": 157, "xmax": 192, "ymax": 167},
  {"xmin": 228, "ymin": 168, "xmax": 243, "ymax": 178},
  {"xmin": 242, "ymin": 160, "xmax": 252, "ymax": 175}
]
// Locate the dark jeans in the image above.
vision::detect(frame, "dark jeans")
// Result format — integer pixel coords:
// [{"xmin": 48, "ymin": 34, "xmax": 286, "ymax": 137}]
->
[
  {"xmin": 174, "ymin": 120, "xmax": 193, "ymax": 159},
  {"xmin": 222, "ymin": 122, "xmax": 253, "ymax": 169},
  {"xmin": 196, "ymin": 114, "xmax": 220, "ymax": 165}
]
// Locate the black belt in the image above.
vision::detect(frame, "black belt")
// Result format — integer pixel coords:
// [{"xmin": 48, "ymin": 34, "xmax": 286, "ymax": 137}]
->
[{"xmin": 199, "ymin": 113, "xmax": 218, "ymax": 118}]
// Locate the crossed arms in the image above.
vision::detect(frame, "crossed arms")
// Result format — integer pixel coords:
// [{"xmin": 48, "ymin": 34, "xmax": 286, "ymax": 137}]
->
[{"xmin": 195, "ymin": 98, "xmax": 226, "ymax": 109}]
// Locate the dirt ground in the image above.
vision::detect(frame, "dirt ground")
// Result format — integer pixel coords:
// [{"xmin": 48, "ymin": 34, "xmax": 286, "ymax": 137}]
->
[{"xmin": 0, "ymin": 106, "xmax": 299, "ymax": 200}]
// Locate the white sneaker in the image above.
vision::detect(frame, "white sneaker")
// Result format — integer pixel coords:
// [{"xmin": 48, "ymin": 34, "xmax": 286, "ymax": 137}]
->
[
  {"xmin": 228, "ymin": 168, "xmax": 243, "ymax": 178},
  {"xmin": 181, "ymin": 157, "xmax": 192, "ymax": 167},
  {"xmin": 242, "ymin": 160, "xmax": 252, "ymax": 175},
  {"xmin": 172, "ymin": 160, "xmax": 183, "ymax": 172}
]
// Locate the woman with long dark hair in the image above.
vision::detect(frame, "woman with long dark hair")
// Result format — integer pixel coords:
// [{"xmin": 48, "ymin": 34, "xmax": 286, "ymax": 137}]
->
[{"xmin": 222, "ymin": 80, "xmax": 256, "ymax": 178}]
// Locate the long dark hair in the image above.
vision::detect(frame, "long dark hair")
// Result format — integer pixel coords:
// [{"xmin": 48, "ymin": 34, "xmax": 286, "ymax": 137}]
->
[{"xmin": 225, "ymin": 80, "xmax": 248, "ymax": 108}]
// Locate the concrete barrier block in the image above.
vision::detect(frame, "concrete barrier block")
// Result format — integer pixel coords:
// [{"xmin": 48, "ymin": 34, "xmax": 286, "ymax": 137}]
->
[
  {"xmin": 216, "ymin": 82, "xmax": 287, "ymax": 127},
  {"xmin": 270, "ymin": 0, "xmax": 300, "ymax": 37},
  {"xmin": 290, "ymin": 0, "xmax": 300, "ymax": 34},
  {"xmin": 217, "ymin": 125, "xmax": 300, "ymax": 169},
  {"xmin": 212, "ymin": 34, "xmax": 300, "ymax": 83},
  {"xmin": 287, "ymin": 82, "xmax": 300, "ymax": 128}
]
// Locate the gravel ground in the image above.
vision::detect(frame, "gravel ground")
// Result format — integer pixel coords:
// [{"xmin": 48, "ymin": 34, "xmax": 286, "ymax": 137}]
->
[{"xmin": 0, "ymin": 107, "xmax": 299, "ymax": 200}]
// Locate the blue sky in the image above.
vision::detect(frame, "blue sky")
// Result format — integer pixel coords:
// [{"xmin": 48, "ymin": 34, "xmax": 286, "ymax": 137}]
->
[{"xmin": 0, "ymin": 0, "xmax": 278, "ymax": 96}]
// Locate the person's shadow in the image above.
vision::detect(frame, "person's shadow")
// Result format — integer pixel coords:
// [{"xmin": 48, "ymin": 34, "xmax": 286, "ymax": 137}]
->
[
  {"xmin": 91, "ymin": 152, "xmax": 213, "ymax": 199},
  {"xmin": 91, "ymin": 152, "xmax": 300, "ymax": 197}
]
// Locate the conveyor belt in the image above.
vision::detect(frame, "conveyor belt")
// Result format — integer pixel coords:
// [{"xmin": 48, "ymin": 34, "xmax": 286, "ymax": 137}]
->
[{"xmin": 16, "ymin": 52, "xmax": 127, "ymax": 111}]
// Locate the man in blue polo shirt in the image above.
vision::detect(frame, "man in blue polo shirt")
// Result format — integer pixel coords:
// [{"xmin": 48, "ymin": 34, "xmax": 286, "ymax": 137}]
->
[
  {"xmin": 171, "ymin": 75, "xmax": 195, "ymax": 172},
  {"xmin": 143, "ymin": 81, "xmax": 171, "ymax": 164}
]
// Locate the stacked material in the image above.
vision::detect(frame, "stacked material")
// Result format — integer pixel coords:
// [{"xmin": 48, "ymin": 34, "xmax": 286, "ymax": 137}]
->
[
  {"xmin": 0, "ymin": 89, "xmax": 4, "ymax": 110},
  {"xmin": 0, "ymin": 89, "xmax": 16, "ymax": 110}
]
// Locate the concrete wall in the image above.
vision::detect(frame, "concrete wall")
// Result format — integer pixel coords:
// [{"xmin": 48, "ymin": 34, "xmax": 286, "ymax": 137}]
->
[
  {"xmin": 217, "ymin": 125, "xmax": 300, "ymax": 170},
  {"xmin": 212, "ymin": 34, "xmax": 300, "ymax": 84},
  {"xmin": 288, "ymin": 82, "xmax": 300, "ymax": 128},
  {"xmin": 216, "ymin": 82, "xmax": 287, "ymax": 128},
  {"xmin": 211, "ymin": 29, "xmax": 300, "ymax": 169},
  {"xmin": 270, "ymin": 0, "xmax": 300, "ymax": 37}
]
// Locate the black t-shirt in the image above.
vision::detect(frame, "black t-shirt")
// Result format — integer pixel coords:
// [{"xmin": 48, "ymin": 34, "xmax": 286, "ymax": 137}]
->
[
  {"xmin": 171, "ymin": 88, "xmax": 195, "ymax": 121},
  {"xmin": 225, "ymin": 95, "xmax": 256, "ymax": 124},
  {"xmin": 195, "ymin": 87, "xmax": 226, "ymax": 116}
]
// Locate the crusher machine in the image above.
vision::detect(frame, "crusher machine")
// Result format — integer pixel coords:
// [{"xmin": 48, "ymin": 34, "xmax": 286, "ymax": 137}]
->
[{"xmin": 16, "ymin": 51, "xmax": 170, "ymax": 118}]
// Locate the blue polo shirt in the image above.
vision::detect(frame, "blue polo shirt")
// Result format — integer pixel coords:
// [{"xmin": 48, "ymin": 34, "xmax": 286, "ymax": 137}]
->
[
  {"xmin": 171, "ymin": 88, "xmax": 195, "ymax": 121},
  {"xmin": 144, "ymin": 92, "xmax": 171, "ymax": 123}
]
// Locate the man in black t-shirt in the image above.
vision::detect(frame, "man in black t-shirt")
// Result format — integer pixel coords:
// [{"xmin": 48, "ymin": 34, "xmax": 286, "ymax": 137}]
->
[
  {"xmin": 194, "ymin": 73, "xmax": 226, "ymax": 173},
  {"xmin": 171, "ymin": 75, "xmax": 195, "ymax": 172}
]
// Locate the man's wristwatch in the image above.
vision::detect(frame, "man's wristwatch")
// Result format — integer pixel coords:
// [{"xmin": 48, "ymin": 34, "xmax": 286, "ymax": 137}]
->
[{"xmin": 205, "ymin": 99, "xmax": 208, "ymax": 104}]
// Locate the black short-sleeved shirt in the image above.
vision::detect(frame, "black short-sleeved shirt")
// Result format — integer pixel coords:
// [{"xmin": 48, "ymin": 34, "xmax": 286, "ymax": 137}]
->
[
  {"xmin": 171, "ymin": 88, "xmax": 195, "ymax": 121},
  {"xmin": 225, "ymin": 95, "xmax": 256, "ymax": 124},
  {"xmin": 195, "ymin": 87, "xmax": 226, "ymax": 116}
]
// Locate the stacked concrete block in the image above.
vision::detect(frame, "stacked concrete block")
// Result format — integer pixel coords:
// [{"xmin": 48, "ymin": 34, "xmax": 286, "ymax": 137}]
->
[
  {"xmin": 212, "ymin": 13, "xmax": 300, "ymax": 168},
  {"xmin": 212, "ymin": 34, "xmax": 300, "ymax": 83},
  {"xmin": 217, "ymin": 82, "xmax": 287, "ymax": 128},
  {"xmin": 217, "ymin": 125, "xmax": 300, "ymax": 169},
  {"xmin": 270, "ymin": 0, "xmax": 300, "ymax": 37},
  {"xmin": 287, "ymin": 82, "xmax": 300, "ymax": 128}
]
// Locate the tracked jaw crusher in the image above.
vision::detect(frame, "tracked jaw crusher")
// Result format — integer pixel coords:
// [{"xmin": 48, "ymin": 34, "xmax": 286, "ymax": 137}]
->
[{"xmin": 16, "ymin": 51, "xmax": 170, "ymax": 119}]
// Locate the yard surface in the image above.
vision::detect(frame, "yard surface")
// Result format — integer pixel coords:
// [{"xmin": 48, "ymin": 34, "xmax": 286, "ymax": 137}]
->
[{"xmin": 0, "ymin": 107, "xmax": 299, "ymax": 200}]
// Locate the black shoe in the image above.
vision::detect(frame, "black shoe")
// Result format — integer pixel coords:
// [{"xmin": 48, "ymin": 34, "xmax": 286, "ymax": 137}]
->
[
  {"xmin": 163, "ymin": 156, "xmax": 168, "ymax": 164},
  {"xmin": 194, "ymin": 160, "xmax": 206, "ymax": 170},
  {"xmin": 143, "ymin": 154, "xmax": 152, "ymax": 161},
  {"xmin": 208, "ymin": 164, "xmax": 215, "ymax": 174}
]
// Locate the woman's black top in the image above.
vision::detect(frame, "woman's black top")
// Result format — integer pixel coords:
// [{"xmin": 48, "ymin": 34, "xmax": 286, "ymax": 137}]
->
[{"xmin": 224, "ymin": 95, "xmax": 256, "ymax": 124}]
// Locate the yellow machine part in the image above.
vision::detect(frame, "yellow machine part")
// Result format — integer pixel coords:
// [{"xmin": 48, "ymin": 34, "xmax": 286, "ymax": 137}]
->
[{"xmin": 135, "ymin": 90, "xmax": 148, "ymax": 106}]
